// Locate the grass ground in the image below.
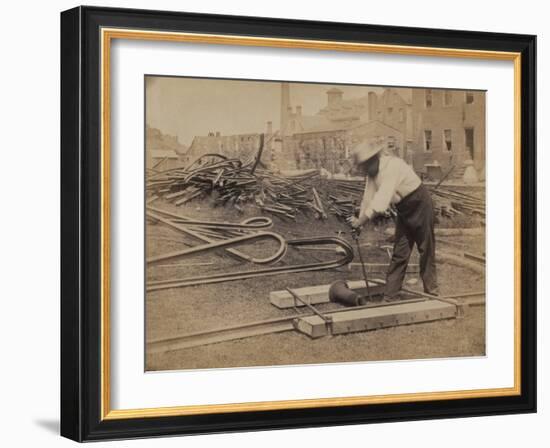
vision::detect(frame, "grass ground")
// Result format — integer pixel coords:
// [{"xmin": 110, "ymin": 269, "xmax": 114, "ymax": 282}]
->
[{"xmin": 145, "ymin": 195, "xmax": 485, "ymax": 371}]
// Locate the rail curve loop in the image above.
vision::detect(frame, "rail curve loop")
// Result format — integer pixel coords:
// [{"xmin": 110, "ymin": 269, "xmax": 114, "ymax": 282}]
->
[
  {"xmin": 147, "ymin": 231, "xmax": 287, "ymax": 265},
  {"xmin": 147, "ymin": 208, "xmax": 283, "ymax": 264},
  {"xmin": 147, "ymin": 236, "xmax": 354, "ymax": 291},
  {"xmin": 168, "ymin": 215, "xmax": 273, "ymax": 230}
]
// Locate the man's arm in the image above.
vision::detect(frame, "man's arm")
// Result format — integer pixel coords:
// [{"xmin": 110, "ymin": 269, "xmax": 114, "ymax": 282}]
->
[
  {"xmin": 363, "ymin": 161, "xmax": 400, "ymax": 220},
  {"xmin": 359, "ymin": 177, "xmax": 375, "ymax": 216},
  {"xmin": 352, "ymin": 176, "xmax": 376, "ymax": 228}
]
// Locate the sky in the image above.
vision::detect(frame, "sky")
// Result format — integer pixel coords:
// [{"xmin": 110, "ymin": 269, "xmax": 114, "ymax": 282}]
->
[{"xmin": 145, "ymin": 76, "xmax": 389, "ymax": 146}]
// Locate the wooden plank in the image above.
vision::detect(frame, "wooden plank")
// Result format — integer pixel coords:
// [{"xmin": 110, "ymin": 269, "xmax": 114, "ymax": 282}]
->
[
  {"xmin": 270, "ymin": 279, "xmax": 385, "ymax": 309},
  {"xmin": 294, "ymin": 300, "xmax": 457, "ymax": 338}
]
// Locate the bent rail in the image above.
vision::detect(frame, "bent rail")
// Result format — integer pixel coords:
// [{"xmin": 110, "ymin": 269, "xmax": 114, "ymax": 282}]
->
[{"xmin": 147, "ymin": 236, "xmax": 354, "ymax": 291}]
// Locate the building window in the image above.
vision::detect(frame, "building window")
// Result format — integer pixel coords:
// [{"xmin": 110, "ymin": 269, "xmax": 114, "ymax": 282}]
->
[
  {"xmin": 466, "ymin": 92, "xmax": 475, "ymax": 104},
  {"xmin": 465, "ymin": 127, "xmax": 475, "ymax": 159},
  {"xmin": 387, "ymin": 107, "xmax": 393, "ymax": 115},
  {"xmin": 443, "ymin": 129, "xmax": 452, "ymax": 151},
  {"xmin": 425, "ymin": 89, "xmax": 433, "ymax": 108},
  {"xmin": 399, "ymin": 108, "xmax": 405, "ymax": 122},
  {"xmin": 444, "ymin": 90, "xmax": 453, "ymax": 106},
  {"xmin": 424, "ymin": 130, "xmax": 432, "ymax": 151}
]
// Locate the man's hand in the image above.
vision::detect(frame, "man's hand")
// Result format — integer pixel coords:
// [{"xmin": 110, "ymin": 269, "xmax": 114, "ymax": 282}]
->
[
  {"xmin": 347, "ymin": 215, "xmax": 369, "ymax": 238},
  {"xmin": 349, "ymin": 216, "xmax": 362, "ymax": 229}
]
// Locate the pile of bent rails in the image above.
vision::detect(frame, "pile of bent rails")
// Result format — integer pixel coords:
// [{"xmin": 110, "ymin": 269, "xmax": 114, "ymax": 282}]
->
[
  {"xmin": 146, "ymin": 152, "xmax": 325, "ymax": 220},
  {"xmin": 429, "ymin": 187, "xmax": 485, "ymax": 219},
  {"xmin": 324, "ymin": 179, "xmax": 362, "ymax": 221},
  {"xmin": 325, "ymin": 178, "xmax": 485, "ymax": 221},
  {"xmin": 147, "ymin": 152, "xmax": 484, "ymax": 223},
  {"xmin": 146, "ymin": 206, "xmax": 354, "ymax": 291}
]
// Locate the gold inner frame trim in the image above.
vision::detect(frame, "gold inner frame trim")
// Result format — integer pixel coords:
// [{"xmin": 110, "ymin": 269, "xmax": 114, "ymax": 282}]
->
[{"xmin": 100, "ymin": 27, "xmax": 522, "ymax": 421}]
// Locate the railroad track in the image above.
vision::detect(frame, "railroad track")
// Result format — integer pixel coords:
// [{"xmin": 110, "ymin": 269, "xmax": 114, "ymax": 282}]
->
[{"xmin": 147, "ymin": 291, "xmax": 485, "ymax": 354}]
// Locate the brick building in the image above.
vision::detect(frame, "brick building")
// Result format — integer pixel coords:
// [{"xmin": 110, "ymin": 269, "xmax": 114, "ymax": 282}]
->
[
  {"xmin": 146, "ymin": 126, "xmax": 188, "ymax": 170},
  {"xmin": 410, "ymin": 89, "xmax": 486, "ymax": 173},
  {"xmin": 180, "ymin": 84, "xmax": 485, "ymax": 177},
  {"xmin": 147, "ymin": 149, "xmax": 180, "ymax": 171},
  {"xmin": 279, "ymin": 86, "xmax": 413, "ymax": 172}
]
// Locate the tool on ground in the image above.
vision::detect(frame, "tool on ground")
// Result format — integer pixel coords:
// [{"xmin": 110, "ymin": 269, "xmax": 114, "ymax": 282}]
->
[
  {"xmin": 328, "ymin": 279, "xmax": 365, "ymax": 306},
  {"xmin": 349, "ymin": 223, "xmax": 372, "ymax": 300}
]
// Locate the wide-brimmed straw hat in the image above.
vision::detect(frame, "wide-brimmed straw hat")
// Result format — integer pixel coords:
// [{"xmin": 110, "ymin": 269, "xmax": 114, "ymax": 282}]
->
[{"xmin": 351, "ymin": 138, "xmax": 386, "ymax": 165}]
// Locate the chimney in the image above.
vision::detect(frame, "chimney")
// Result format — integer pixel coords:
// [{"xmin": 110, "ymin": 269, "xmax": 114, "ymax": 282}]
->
[
  {"xmin": 266, "ymin": 121, "xmax": 273, "ymax": 134},
  {"xmin": 368, "ymin": 91, "xmax": 378, "ymax": 121},
  {"xmin": 327, "ymin": 88, "xmax": 343, "ymax": 108},
  {"xmin": 280, "ymin": 82, "xmax": 291, "ymax": 139},
  {"xmin": 296, "ymin": 105, "xmax": 302, "ymax": 116}
]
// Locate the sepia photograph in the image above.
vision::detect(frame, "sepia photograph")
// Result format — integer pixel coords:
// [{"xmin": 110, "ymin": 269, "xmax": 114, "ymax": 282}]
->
[
  {"xmin": 144, "ymin": 76, "xmax": 486, "ymax": 372},
  {"xmin": 58, "ymin": 5, "xmax": 537, "ymax": 441}
]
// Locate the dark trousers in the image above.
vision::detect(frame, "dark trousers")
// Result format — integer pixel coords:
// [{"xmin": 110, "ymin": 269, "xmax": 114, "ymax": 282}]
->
[{"xmin": 385, "ymin": 184, "xmax": 438, "ymax": 298}]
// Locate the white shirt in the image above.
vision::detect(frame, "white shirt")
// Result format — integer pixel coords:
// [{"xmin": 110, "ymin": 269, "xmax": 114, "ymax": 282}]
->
[{"xmin": 359, "ymin": 155, "xmax": 422, "ymax": 219}]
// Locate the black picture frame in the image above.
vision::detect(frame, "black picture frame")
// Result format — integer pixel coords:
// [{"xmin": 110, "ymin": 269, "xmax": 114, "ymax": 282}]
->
[{"xmin": 61, "ymin": 5, "xmax": 536, "ymax": 442}]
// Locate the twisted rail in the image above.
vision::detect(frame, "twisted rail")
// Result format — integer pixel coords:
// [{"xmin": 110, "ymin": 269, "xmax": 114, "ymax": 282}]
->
[{"xmin": 147, "ymin": 236, "xmax": 354, "ymax": 291}]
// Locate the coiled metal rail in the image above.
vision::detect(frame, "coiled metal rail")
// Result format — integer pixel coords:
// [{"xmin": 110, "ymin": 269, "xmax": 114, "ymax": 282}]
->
[
  {"xmin": 146, "ymin": 206, "xmax": 354, "ymax": 292},
  {"xmin": 147, "ymin": 207, "xmax": 285, "ymax": 265},
  {"xmin": 147, "ymin": 236, "xmax": 353, "ymax": 291}
]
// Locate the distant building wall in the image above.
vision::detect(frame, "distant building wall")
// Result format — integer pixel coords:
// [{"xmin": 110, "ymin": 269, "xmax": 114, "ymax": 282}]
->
[
  {"xmin": 288, "ymin": 121, "xmax": 404, "ymax": 173},
  {"xmin": 279, "ymin": 87, "xmax": 413, "ymax": 173},
  {"xmin": 152, "ymin": 157, "xmax": 179, "ymax": 171},
  {"xmin": 186, "ymin": 133, "xmax": 262, "ymax": 162},
  {"xmin": 279, "ymin": 85, "xmax": 485, "ymax": 175},
  {"xmin": 317, "ymin": 88, "xmax": 368, "ymax": 124},
  {"xmin": 348, "ymin": 121, "xmax": 405, "ymax": 158},
  {"xmin": 411, "ymin": 89, "xmax": 485, "ymax": 173},
  {"xmin": 181, "ymin": 85, "xmax": 485, "ymax": 176},
  {"xmin": 289, "ymin": 131, "xmax": 348, "ymax": 172},
  {"xmin": 146, "ymin": 125, "xmax": 187, "ymax": 155},
  {"xmin": 146, "ymin": 149, "xmax": 180, "ymax": 170},
  {"xmin": 185, "ymin": 121, "xmax": 275, "ymax": 168},
  {"xmin": 370, "ymin": 89, "xmax": 410, "ymax": 144}
]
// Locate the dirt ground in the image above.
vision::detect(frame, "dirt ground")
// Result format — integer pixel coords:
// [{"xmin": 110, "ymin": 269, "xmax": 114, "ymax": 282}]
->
[{"xmin": 145, "ymin": 196, "xmax": 485, "ymax": 371}]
